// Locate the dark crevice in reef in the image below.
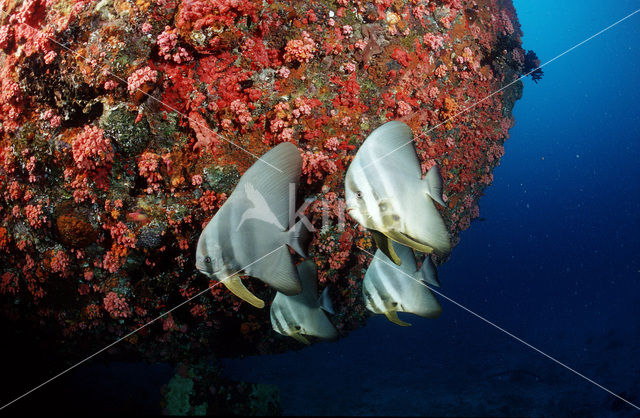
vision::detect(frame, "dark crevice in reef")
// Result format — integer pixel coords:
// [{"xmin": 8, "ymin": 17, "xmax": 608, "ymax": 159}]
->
[{"xmin": 19, "ymin": 54, "xmax": 103, "ymax": 128}]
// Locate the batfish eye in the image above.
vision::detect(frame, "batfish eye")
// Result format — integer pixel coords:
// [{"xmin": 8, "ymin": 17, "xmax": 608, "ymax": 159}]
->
[
  {"xmin": 391, "ymin": 302, "xmax": 398, "ymax": 307},
  {"xmin": 295, "ymin": 325, "xmax": 301, "ymax": 330},
  {"xmin": 204, "ymin": 256, "xmax": 211, "ymax": 264},
  {"xmin": 355, "ymin": 191, "xmax": 363, "ymax": 199}
]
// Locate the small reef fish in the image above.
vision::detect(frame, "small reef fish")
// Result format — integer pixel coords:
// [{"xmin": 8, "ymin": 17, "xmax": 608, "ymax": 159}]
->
[
  {"xmin": 270, "ymin": 260, "xmax": 338, "ymax": 345},
  {"xmin": 345, "ymin": 121, "xmax": 451, "ymax": 264},
  {"xmin": 195, "ymin": 143, "xmax": 311, "ymax": 309},
  {"xmin": 363, "ymin": 241, "xmax": 441, "ymax": 326}
]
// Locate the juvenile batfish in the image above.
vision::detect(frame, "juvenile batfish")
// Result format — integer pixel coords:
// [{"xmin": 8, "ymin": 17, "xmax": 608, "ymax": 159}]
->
[
  {"xmin": 345, "ymin": 121, "xmax": 451, "ymax": 264},
  {"xmin": 195, "ymin": 143, "xmax": 311, "ymax": 309},
  {"xmin": 270, "ymin": 260, "xmax": 338, "ymax": 345},
  {"xmin": 363, "ymin": 241, "xmax": 442, "ymax": 326}
]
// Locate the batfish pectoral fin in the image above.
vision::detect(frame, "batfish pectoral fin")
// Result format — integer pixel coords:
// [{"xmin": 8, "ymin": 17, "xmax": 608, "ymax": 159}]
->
[
  {"xmin": 384, "ymin": 310, "xmax": 412, "ymax": 327},
  {"xmin": 292, "ymin": 333, "xmax": 311, "ymax": 345},
  {"xmin": 386, "ymin": 230, "xmax": 435, "ymax": 255},
  {"xmin": 222, "ymin": 276, "xmax": 265, "ymax": 309},
  {"xmin": 371, "ymin": 229, "xmax": 402, "ymax": 265}
]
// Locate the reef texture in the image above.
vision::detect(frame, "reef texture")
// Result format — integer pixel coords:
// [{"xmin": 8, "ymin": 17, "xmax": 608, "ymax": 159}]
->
[{"xmin": 0, "ymin": 0, "xmax": 526, "ymax": 366}]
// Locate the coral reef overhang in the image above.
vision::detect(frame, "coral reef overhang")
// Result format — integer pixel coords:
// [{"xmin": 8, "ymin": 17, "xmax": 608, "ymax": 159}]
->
[{"xmin": 0, "ymin": 0, "xmax": 525, "ymax": 366}]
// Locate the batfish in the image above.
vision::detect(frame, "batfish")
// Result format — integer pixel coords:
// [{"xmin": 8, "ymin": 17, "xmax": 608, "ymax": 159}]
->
[
  {"xmin": 345, "ymin": 121, "xmax": 451, "ymax": 264},
  {"xmin": 195, "ymin": 143, "xmax": 311, "ymax": 309},
  {"xmin": 363, "ymin": 241, "xmax": 442, "ymax": 326},
  {"xmin": 270, "ymin": 260, "xmax": 338, "ymax": 345}
]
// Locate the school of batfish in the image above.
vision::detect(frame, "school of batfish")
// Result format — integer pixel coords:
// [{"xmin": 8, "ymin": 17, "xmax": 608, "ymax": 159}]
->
[{"xmin": 195, "ymin": 121, "xmax": 452, "ymax": 344}]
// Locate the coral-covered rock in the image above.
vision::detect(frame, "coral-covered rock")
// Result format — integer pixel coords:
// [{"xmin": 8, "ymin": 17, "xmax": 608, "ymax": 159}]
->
[{"xmin": 0, "ymin": 0, "xmax": 527, "ymax": 369}]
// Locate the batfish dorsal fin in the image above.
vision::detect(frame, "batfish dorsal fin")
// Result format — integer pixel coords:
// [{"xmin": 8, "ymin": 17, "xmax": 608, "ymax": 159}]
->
[
  {"xmin": 250, "ymin": 245, "xmax": 302, "ymax": 296},
  {"xmin": 355, "ymin": 121, "xmax": 421, "ymax": 178},
  {"xmin": 236, "ymin": 142, "xmax": 301, "ymax": 230},
  {"xmin": 371, "ymin": 229, "xmax": 402, "ymax": 265}
]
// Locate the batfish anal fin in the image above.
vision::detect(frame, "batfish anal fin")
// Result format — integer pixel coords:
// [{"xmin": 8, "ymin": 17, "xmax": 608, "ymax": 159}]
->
[
  {"xmin": 371, "ymin": 229, "xmax": 402, "ymax": 265},
  {"xmin": 292, "ymin": 333, "xmax": 311, "ymax": 345},
  {"xmin": 385, "ymin": 230, "xmax": 436, "ymax": 255},
  {"xmin": 222, "ymin": 276, "xmax": 265, "ymax": 309},
  {"xmin": 384, "ymin": 310, "xmax": 412, "ymax": 327}
]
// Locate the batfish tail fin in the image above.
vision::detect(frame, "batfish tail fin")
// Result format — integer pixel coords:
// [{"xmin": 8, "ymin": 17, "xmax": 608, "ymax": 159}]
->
[
  {"xmin": 252, "ymin": 245, "xmax": 302, "ymax": 296},
  {"xmin": 424, "ymin": 164, "xmax": 446, "ymax": 207},
  {"xmin": 418, "ymin": 255, "xmax": 441, "ymax": 287},
  {"xmin": 318, "ymin": 287, "xmax": 335, "ymax": 315},
  {"xmin": 286, "ymin": 218, "xmax": 313, "ymax": 258}
]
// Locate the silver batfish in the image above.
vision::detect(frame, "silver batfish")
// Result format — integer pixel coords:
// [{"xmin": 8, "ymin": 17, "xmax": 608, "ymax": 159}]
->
[
  {"xmin": 195, "ymin": 143, "xmax": 311, "ymax": 309},
  {"xmin": 270, "ymin": 260, "xmax": 338, "ymax": 345},
  {"xmin": 363, "ymin": 241, "xmax": 442, "ymax": 326},
  {"xmin": 345, "ymin": 121, "xmax": 451, "ymax": 264}
]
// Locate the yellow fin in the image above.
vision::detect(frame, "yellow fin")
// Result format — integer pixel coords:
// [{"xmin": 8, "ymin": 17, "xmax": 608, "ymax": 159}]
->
[
  {"xmin": 292, "ymin": 333, "xmax": 311, "ymax": 345},
  {"xmin": 385, "ymin": 230, "xmax": 434, "ymax": 255},
  {"xmin": 384, "ymin": 311, "xmax": 411, "ymax": 327},
  {"xmin": 222, "ymin": 276, "xmax": 265, "ymax": 309},
  {"xmin": 371, "ymin": 230, "xmax": 402, "ymax": 265}
]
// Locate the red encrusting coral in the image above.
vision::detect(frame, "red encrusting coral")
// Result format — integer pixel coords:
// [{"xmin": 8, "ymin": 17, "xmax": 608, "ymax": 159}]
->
[{"xmin": 0, "ymin": 0, "xmax": 526, "ymax": 363}]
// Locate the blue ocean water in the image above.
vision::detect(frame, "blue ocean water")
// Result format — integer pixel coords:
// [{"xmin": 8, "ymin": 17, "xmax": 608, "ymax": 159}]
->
[
  {"xmin": 4, "ymin": 1, "xmax": 639, "ymax": 416},
  {"xmin": 220, "ymin": 0, "xmax": 640, "ymax": 415}
]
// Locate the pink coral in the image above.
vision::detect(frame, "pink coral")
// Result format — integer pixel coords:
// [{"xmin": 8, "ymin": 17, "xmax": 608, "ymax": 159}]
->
[
  {"xmin": 301, "ymin": 150, "xmax": 337, "ymax": 184},
  {"xmin": 127, "ymin": 66, "xmax": 158, "ymax": 95},
  {"xmin": 103, "ymin": 291, "xmax": 131, "ymax": 318},
  {"xmin": 0, "ymin": 25, "xmax": 12, "ymax": 50},
  {"xmin": 50, "ymin": 249, "xmax": 70, "ymax": 276},
  {"xmin": 423, "ymin": 33, "xmax": 444, "ymax": 51},
  {"xmin": 157, "ymin": 26, "xmax": 192, "ymax": 63},
  {"xmin": 190, "ymin": 111, "xmax": 220, "ymax": 153},
  {"xmin": 230, "ymin": 99, "xmax": 252, "ymax": 125},
  {"xmin": 138, "ymin": 152, "xmax": 163, "ymax": 193},
  {"xmin": 25, "ymin": 203, "xmax": 46, "ymax": 228},
  {"xmin": 72, "ymin": 125, "xmax": 113, "ymax": 171},
  {"xmin": 108, "ymin": 222, "xmax": 137, "ymax": 248},
  {"xmin": 284, "ymin": 31, "xmax": 316, "ymax": 63}
]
